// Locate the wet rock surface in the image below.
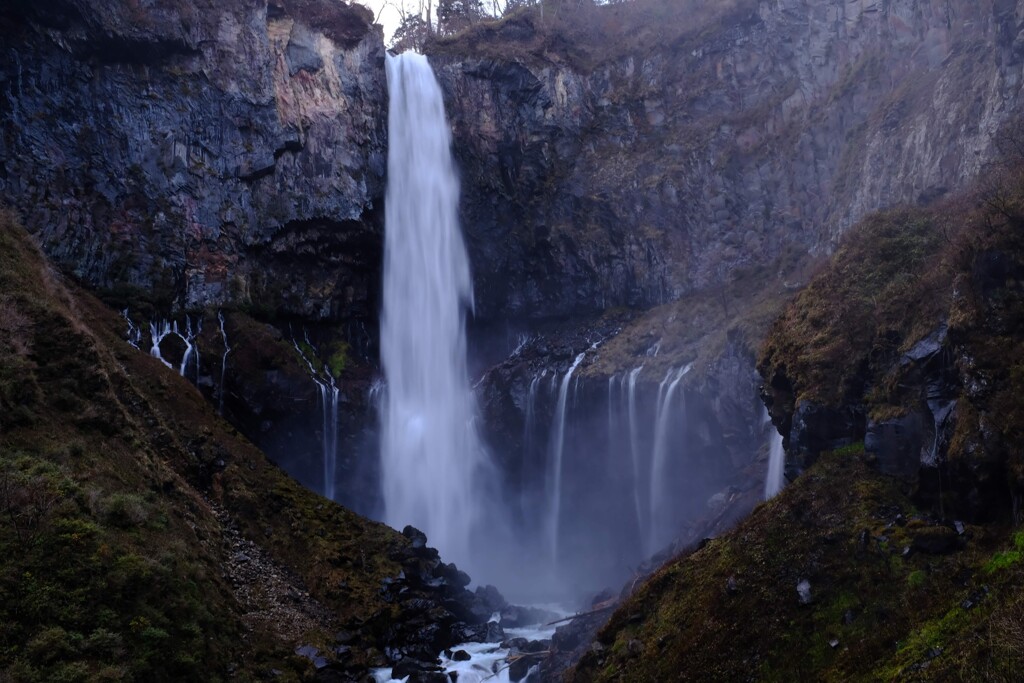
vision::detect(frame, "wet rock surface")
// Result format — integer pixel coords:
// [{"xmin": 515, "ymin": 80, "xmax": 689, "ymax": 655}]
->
[{"xmin": 376, "ymin": 526, "xmax": 512, "ymax": 666}]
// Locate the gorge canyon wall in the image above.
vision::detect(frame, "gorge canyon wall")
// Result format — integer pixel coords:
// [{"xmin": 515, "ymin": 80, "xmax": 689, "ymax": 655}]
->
[{"xmin": 2, "ymin": 0, "xmax": 1023, "ymax": 594}]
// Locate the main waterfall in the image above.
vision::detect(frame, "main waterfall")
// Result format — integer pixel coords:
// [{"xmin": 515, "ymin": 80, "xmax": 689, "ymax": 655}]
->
[{"xmin": 380, "ymin": 53, "xmax": 487, "ymax": 570}]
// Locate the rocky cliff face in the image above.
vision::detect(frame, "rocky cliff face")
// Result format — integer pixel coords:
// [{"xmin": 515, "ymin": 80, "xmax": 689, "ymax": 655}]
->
[
  {"xmin": 0, "ymin": 0, "xmax": 393, "ymax": 514},
  {"xmin": 430, "ymin": 0, "xmax": 1024, "ymax": 324},
  {"xmin": 0, "ymin": 0, "xmax": 386, "ymax": 320}
]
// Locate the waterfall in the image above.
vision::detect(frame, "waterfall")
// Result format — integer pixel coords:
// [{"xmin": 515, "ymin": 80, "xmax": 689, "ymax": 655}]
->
[
  {"xmin": 292, "ymin": 334, "xmax": 340, "ymax": 501},
  {"xmin": 762, "ymin": 407, "xmax": 786, "ymax": 499},
  {"xmin": 765, "ymin": 428, "xmax": 785, "ymax": 499},
  {"xmin": 322, "ymin": 383, "xmax": 340, "ymax": 501},
  {"xmin": 607, "ymin": 374, "xmax": 617, "ymax": 446},
  {"xmin": 380, "ymin": 52, "xmax": 486, "ymax": 569},
  {"xmin": 217, "ymin": 310, "xmax": 231, "ymax": 416},
  {"xmin": 626, "ymin": 366, "xmax": 645, "ymax": 541},
  {"xmin": 649, "ymin": 364, "xmax": 691, "ymax": 552},
  {"xmin": 149, "ymin": 316, "xmax": 200, "ymax": 379},
  {"xmin": 547, "ymin": 352, "xmax": 586, "ymax": 565},
  {"xmin": 524, "ymin": 374, "xmax": 541, "ymax": 466},
  {"xmin": 121, "ymin": 309, "xmax": 142, "ymax": 349}
]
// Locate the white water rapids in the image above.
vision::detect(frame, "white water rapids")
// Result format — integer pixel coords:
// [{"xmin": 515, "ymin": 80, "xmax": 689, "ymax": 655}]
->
[{"xmin": 379, "ymin": 52, "xmax": 489, "ymax": 570}]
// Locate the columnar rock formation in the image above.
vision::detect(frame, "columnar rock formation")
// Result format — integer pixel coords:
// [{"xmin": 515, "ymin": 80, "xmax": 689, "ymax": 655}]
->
[
  {"xmin": 1, "ymin": 0, "xmax": 387, "ymax": 319},
  {"xmin": 431, "ymin": 0, "xmax": 1024, "ymax": 323}
]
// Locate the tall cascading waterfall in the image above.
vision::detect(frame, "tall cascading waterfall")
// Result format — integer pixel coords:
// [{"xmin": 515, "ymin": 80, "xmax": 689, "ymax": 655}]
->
[{"xmin": 380, "ymin": 53, "xmax": 489, "ymax": 571}]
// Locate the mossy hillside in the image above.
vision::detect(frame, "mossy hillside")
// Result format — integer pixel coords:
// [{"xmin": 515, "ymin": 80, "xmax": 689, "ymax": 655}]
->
[
  {"xmin": 759, "ymin": 207, "xmax": 951, "ymax": 409},
  {"xmin": 759, "ymin": 146, "xmax": 1024, "ymax": 502},
  {"xmin": 0, "ymin": 209, "xmax": 407, "ymax": 680},
  {"xmin": 569, "ymin": 446, "xmax": 1024, "ymax": 682},
  {"xmin": 73, "ymin": 258, "xmax": 407, "ymax": 631}
]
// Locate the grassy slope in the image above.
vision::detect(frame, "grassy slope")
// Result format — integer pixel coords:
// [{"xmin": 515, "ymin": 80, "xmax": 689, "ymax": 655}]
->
[
  {"xmin": 0, "ymin": 209, "xmax": 406, "ymax": 681},
  {"xmin": 759, "ymin": 154, "xmax": 1024, "ymax": 484}
]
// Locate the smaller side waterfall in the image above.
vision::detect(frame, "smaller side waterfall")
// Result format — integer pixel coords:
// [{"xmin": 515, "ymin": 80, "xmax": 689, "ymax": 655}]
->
[
  {"xmin": 626, "ymin": 365, "xmax": 645, "ymax": 538},
  {"xmin": 763, "ymin": 408, "xmax": 786, "ymax": 499},
  {"xmin": 121, "ymin": 309, "xmax": 142, "ymax": 349},
  {"xmin": 548, "ymin": 352, "xmax": 586, "ymax": 564},
  {"xmin": 765, "ymin": 429, "xmax": 785, "ymax": 499},
  {"xmin": 292, "ymin": 333, "xmax": 340, "ymax": 501},
  {"xmin": 649, "ymin": 364, "xmax": 692, "ymax": 552},
  {"xmin": 217, "ymin": 311, "xmax": 231, "ymax": 416}
]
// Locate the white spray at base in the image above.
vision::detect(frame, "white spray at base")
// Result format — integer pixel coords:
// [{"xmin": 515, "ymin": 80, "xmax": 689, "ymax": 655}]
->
[
  {"xmin": 379, "ymin": 52, "xmax": 490, "ymax": 571},
  {"xmin": 371, "ymin": 613, "xmax": 562, "ymax": 683}
]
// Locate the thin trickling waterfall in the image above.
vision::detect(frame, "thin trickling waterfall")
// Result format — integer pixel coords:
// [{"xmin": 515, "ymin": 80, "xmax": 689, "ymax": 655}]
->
[
  {"xmin": 217, "ymin": 310, "xmax": 231, "ymax": 416},
  {"xmin": 292, "ymin": 334, "xmax": 340, "ymax": 501},
  {"xmin": 649, "ymin": 364, "xmax": 691, "ymax": 552},
  {"xmin": 321, "ymin": 383, "xmax": 340, "ymax": 501},
  {"xmin": 380, "ymin": 53, "xmax": 486, "ymax": 569},
  {"xmin": 122, "ymin": 309, "xmax": 142, "ymax": 349},
  {"xmin": 524, "ymin": 375, "xmax": 541, "ymax": 465},
  {"xmin": 763, "ymin": 407, "xmax": 786, "ymax": 499},
  {"xmin": 548, "ymin": 352, "xmax": 586, "ymax": 565},
  {"xmin": 522, "ymin": 373, "xmax": 542, "ymax": 527},
  {"xmin": 607, "ymin": 374, "xmax": 617, "ymax": 446}
]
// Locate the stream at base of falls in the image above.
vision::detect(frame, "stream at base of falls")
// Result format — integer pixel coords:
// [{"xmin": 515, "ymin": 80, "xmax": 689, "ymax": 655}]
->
[{"xmin": 371, "ymin": 608, "xmax": 564, "ymax": 683}]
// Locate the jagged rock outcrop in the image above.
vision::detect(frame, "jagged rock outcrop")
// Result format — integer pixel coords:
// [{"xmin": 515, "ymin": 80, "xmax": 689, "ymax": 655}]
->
[
  {"xmin": 430, "ymin": 0, "xmax": 1024, "ymax": 323},
  {"xmin": 0, "ymin": 0, "xmax": 386, "ymax": 320}
]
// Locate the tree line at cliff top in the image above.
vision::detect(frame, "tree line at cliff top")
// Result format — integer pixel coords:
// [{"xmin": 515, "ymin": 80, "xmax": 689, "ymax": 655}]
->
[{"xmin": 384, "ymin": 0, "xmax": 641, "ymax": 52}]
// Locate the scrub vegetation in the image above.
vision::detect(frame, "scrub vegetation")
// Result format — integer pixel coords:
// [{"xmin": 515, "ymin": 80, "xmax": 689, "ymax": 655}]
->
[{"xmin": 0, "ymin": 208, "xmax": 408, "ymax": 681}]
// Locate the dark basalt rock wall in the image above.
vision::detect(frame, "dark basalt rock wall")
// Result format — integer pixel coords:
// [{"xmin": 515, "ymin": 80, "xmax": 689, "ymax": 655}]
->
[
  {"xmin": 430, "ymin": 0, "xmax": 1024, "ymax": 324},
  {"xmin": 0, "ymin": 0, "xmax": 387, "ymax": 320}
]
